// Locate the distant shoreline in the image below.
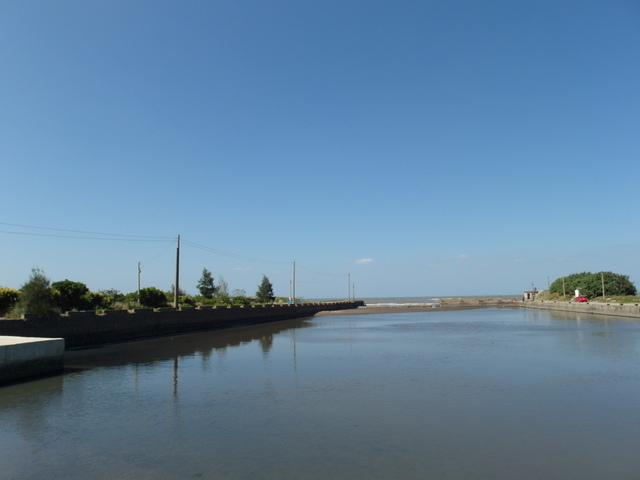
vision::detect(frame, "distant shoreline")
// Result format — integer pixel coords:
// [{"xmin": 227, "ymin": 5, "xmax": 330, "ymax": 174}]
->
[
  {"xmin": 316, "ymin": 304, "xmax": 490, "ymax": 316},
  {"xmin": 317, "ymin": 297, "xmax": 521, "ymax": 316}
]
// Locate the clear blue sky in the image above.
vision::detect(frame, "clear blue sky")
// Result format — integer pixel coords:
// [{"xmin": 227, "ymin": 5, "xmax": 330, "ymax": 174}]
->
[{"xmin": 2, "ymin": 1, "xmax": 639, "ymax": 299}]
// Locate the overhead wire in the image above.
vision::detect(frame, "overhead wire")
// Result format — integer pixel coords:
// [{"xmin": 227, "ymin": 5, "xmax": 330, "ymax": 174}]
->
[
  {"xmin": 0, "ymin": 222, "xmax": 174, "ymax": 241},
  {"xmin": 181, "ymin": 240, "xmax": 290, "ymax": 265},
  {"xmin": 0, "ymin": 222, "xmax": 350, "ymax": 283}
]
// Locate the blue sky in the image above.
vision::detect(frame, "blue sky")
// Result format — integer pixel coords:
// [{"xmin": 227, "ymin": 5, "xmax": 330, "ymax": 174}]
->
[{"xmin": 1, "ymin": 1, "xmax": 639, "ymax": 299}]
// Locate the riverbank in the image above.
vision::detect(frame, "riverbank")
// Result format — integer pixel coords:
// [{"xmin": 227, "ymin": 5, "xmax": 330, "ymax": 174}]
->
[
  {"xmin": 318, "ymin": 298, "xmax": 521, "ymax": 316},
  {"xmin": 0, "ymin": 301, "xmax": 363, "ymax": 349}
]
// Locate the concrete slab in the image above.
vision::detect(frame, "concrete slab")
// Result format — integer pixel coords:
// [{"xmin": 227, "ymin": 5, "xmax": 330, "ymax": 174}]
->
[{"xmin": 0, "ymin": 336, "xmax": 65, "ymax": 383}]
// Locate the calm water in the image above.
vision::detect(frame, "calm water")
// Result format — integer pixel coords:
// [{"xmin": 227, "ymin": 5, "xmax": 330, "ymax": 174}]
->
[{"xmin": 2, "ymin": 308, "xmax": 640, "ymax": 479}]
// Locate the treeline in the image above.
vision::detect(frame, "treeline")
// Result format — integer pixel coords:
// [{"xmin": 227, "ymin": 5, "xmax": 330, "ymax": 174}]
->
[{"xmin": 0, "ymin": 268, "xmax": 284, "ymax": 318}]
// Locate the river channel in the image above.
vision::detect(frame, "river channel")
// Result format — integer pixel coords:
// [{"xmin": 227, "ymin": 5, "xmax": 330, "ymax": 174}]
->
[{"xmin": 2, "ymin": 308, "xmax": 640, "ymax": 479}]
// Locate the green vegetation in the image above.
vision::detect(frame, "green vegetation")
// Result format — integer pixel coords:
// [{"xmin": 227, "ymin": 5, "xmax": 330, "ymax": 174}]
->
[
  {"xmin": 0, "ymin": 287, "xmax": 19, "ymax": 316},
  {"xmin": 549, "ymin": 271, "xmax": 637, "ymax": 300},
  {"xmin": 256, "ymin": 275, "xmax": 275, "ymax": 303},
  {"xmin": 52, "ymin": 279, "xmax": 90, "ymax": 312},
  {"xmin": 1, "ymin": 268, "xmax": 293, "ymax": 318},
  {"xmin": 196, "ymin": 268, "xmax": 217, "ymax": 298},
  {"xmin": 138, "ymin": 287, "xmax": 169, "ymax": 308},
  {"xmin": 14, "ymin": 268, "xmax": 58, "ymax": 317}
]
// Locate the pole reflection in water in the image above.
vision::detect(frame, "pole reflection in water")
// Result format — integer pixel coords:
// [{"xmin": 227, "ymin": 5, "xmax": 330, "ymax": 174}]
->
[{"xmin": 2, "ymin": 310, "xmax": 640, "ymax": 480}]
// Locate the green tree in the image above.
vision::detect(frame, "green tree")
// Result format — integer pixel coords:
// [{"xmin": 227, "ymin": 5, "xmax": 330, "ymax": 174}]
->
[
  {"xmin": 197, "ymin": 268, "xmax": 217, "ymax": 298},
  {"xmin": 16, "ymin": 268, "xmax": 58, "ymax": 317},
  {"xmin": 549, "ymin": 271, "xmax": 637, "ymax": 298},
  {"xmin": 138, "ymin": 287, "xmax": 169, "ymax": 308},
  {"xmin": 52, "ymin": 279, "xmax": 89, "ymax": 312},
  {"xmin": 0, "ymin": 287, "xmax": 19, "ymax": 316},
  {"xmin": 256, "ymin": 275, "xmax": 275, "ymax": 303}
]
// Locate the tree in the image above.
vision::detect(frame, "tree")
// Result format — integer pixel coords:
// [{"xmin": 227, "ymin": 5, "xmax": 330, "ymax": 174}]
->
[
  {"xmin": 549, "ymin": 271, "xmax": 637, "ymax": 298},
  {"xmin": 16, "ymin": 268, "xmax": 58, "ymax": 317},
  {"xmin": 138, "ymin": 287, "xmax": 169, "ymax": 308},
  {"xmin": 197, "ymin": 268, "xmax": 217, "ymax": 298},
  {"xmin": 217, "ymin": 276, "xmax": 229, "ymax": 297},
  {"xmin": 256, "ymin": 275, "xmax": 275, "ymax": 303},
  {"xmin": 52, "ymin": 279, "xmax": 89, "ymax": 312}
]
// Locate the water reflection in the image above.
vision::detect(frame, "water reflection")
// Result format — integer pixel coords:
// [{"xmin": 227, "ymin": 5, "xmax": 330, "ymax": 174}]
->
[{"xmin": 64, "ymin": 317, "xmax": 314, "ymax": 369}]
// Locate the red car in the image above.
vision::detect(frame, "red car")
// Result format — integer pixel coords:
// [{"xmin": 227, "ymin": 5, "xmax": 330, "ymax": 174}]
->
[{"xmin": 573, "ymin": 296, "xmax": 589, "ymax": 302}]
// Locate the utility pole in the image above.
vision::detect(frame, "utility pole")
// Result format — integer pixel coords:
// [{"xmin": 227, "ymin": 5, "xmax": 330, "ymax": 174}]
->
[
  {"xmin": 137, "ymin": 262, "xmax": 141, "ymax": 303},
  {"xmin": 348, "ymin": 273, "xmax": 351, "ymax": 301},
  {"xmin": 601, "ymin": 272, "xmax": 605, "ymax": 299},
  {"xmin": 292, "ymin": 261, "xmax": 296, "ymax": 305},
  {"xmin": 174, "ymin": 235, "xmax": 180, "ymax": 308}
]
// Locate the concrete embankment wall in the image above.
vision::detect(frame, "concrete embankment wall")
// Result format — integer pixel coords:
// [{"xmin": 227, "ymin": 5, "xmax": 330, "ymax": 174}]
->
[
  {"xmin": 0, "ymin": 336, "xmax": 65, "ymax": 382},
  {"xmin": 0, "ymin": 301, "xmax": 363, "ymax": 349},
  {"xmin": 522, "ymin": 301, "xmax": 640, "ymax": 319}
]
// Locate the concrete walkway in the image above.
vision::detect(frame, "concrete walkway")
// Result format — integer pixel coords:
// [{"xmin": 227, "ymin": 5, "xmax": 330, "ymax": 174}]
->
[{"xmin": 0, "ymin": 336, "xmax": 65, "ymax": 383}]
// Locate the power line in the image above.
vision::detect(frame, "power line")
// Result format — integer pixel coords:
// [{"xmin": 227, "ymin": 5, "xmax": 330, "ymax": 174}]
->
[
  {"xmin": 0, "ymin": 229, "xmax": 171, "ymax": 242},
  {"xmin": 0, "ymin": 222, "xmax": 173, "ymax": 241},
  {"xmin": 181, "ymin": 240, "xmax": 289, "ymax": 265}
]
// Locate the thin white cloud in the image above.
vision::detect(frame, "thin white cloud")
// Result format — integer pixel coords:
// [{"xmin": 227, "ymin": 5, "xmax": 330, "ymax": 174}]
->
[{"xmin": 355, "ymin": 258, "xmax": 374, "ymax": 264}]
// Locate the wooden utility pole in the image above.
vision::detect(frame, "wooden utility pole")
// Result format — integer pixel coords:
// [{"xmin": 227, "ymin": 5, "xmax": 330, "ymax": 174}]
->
[
  {"xmin": 137, "ymin": 262, "xmax": 141, "ymax": 303},
  {"xmin": 174, "ymin": 235, "xmax": 180, "ymax": 308}
]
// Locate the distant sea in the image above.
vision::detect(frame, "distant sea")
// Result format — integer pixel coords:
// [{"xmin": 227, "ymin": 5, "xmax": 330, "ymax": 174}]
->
[{"xmin": 314, "ymin": 295, "xmax": 520, "ymax": 306}]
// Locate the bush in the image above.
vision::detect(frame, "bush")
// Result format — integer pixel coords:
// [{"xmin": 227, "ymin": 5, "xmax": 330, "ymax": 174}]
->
[
  {"xmin": 179, "ymin": 295, "xmax": 196, "ymax": 307},
  {"xmin": 0, "ymin": 287, "xmax": 19, "ymax": 316},
  {"xmin": 85, "ymin": 291, "xmax": 109, "ymax": 310},
  {"xmin": 138, "ymin": 287, "xmax": 169, "ymax": 308},
  {"xmin": 52, "ymin": 279, "xmax": 90, "ymax": 312},
  {"xmin": 231, "ymin": 295, "xmax": 251, "ymax": 306}
]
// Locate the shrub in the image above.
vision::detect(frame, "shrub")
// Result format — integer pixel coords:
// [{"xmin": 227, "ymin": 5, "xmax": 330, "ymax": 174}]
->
[
  {"xmin": 138, "ymin": 287, "xmax": 169, "ymax": 308},
  {"xmin": 52, "ymin": 279, "xmax": 90, "ymax": 312},
  {"xmin": 231, "ymin": 295, "xmax": 251, "ymax": 306},
  {"xmin": 0, "ymin": 287, "xmax": 19, "ymax": 316},
  {"xmin": 179, "ymin": 295, "xmax": 196, "ymax": 307},
  {"xmin": 85, "ymin": 291, "xmax": 109, "ymax": 310}
]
